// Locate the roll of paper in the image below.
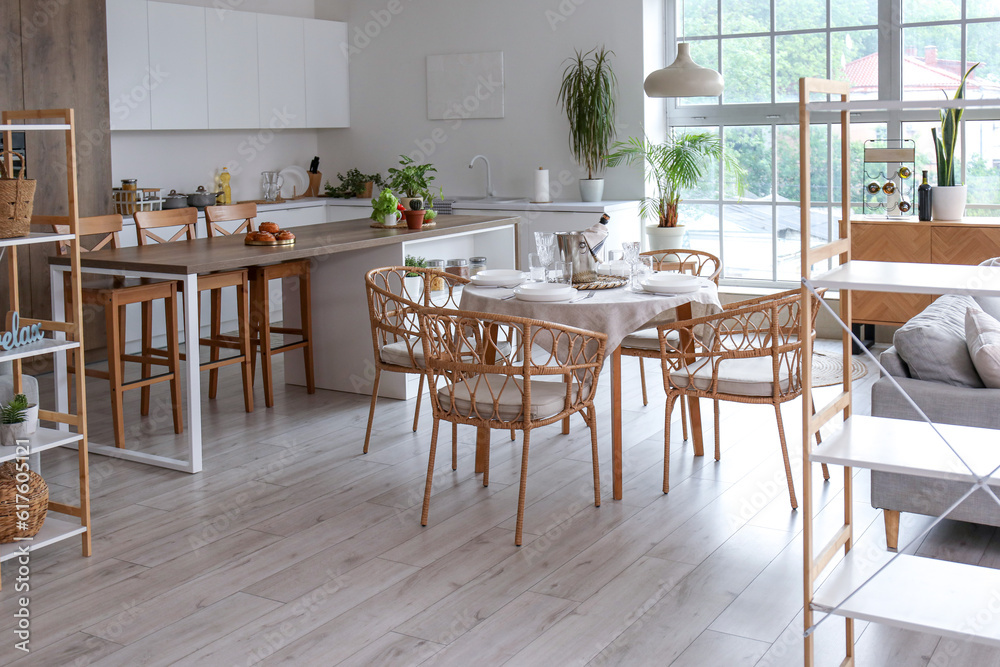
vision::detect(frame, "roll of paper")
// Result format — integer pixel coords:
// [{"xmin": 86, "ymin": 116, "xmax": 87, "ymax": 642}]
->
[{"xmin": 533, "ymin": 168, "xmax": 550, "ymax": 203}]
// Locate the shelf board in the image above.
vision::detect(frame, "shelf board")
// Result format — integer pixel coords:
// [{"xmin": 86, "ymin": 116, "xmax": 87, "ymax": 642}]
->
[
  {"xmin": 0, "ymin": 512, "xmax": 86, "ymax": 563},
  {"xmin": 0, "ymin": 338, "xmax": 80, "ymax": 363},
  {"xmin": 0, "ymin": 428, "xmax": 83, "ymax": 463},
  {"xmin": 810, "ymin": 260, "xmax": 1000, "ymax": 297},
  {"xmin": 812, "ymin": 415, "xmax": 1000, "ymax": 484},
  {"xmin": 813, "ymin": 550, "xmax": 1000, "ymax": 647},
  {"xmin": 0, "ymin": 231, "xmax": 74, "ymax": 249},
  {"xmin": 0, "ymin": 124, "xmax": 72, "ymax": 131}
]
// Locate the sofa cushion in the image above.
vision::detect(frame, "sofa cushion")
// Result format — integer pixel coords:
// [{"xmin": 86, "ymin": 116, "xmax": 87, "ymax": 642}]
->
[
  {"xmin": 892, "ymin": 294, "xmax": 984, "ymax": 388},
  {"xmin": 975, "ymin": 257, "xmax": 1000, "ymax": 321},
  {"xmin": 966, "ymin": 307, "xmax": 1000, "ymax": 388}
]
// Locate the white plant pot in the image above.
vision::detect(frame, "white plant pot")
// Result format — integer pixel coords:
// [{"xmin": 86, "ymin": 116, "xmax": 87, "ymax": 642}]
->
[
  {"xmin": 579, "ymin": 179, "xmax": 604, "ymax": 202},
  {"xmin": 404, "ymin": 275, "xmax": 424, "ymax": 301},
  {"xmin": 932, "ymin": 185, "xmax": 967, "ymax": 221},
  {"xmin": 0, "ymin": 423, "xmax": 28, "ymax": 447},
  {"xmin": 25, "ymin": 404, "xmax": 38, "ymax": 435},
  {"xmin": 399, "ymin": 197, "xmax": 423, "ymax": 212},
  {"xmin": 645, "ymin": 224, "xmax": 688, "ymax": 252}
]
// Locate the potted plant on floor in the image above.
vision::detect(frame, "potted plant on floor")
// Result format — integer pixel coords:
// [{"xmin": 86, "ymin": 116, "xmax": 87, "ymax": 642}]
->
[
  {"xmin": 371, "ymin": 188, "xmax": 401, "ymax": 226},
  {"xmin": 931, "ymin": 62, "xmax": 980, "ymax": 221},
  {"xmin": 557, "ymin": 46, "xmax": 618, "ymax": 202},
  {"xmin": 325, "ymin": 169, "xmax": 385, "ymax": 198},
  {"xmin": 0, "ymin": 394, "xmax": 35, "ymax": 447},
  {"xmin": 606, "ymin": 131, "xmax": 744, "ymax": 250},
  {"xmin": 388, "ymin": 156, "xmax": 436, "ymax": 211}
]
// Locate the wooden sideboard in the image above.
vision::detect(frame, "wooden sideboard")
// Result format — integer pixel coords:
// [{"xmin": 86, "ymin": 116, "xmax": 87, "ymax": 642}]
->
[{"xmin": 848, "ymin": 216, "xmax": 1000, "ymax": 326}]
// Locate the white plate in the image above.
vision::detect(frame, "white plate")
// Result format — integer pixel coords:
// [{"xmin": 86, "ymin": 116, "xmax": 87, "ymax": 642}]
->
[
  {"xmin": 641, "ymin": 279, "xmax": 702, "ymax": 294},
  {"xmin": 514, "ymin": 283, "xmax": 575, "ymax": 302},
  {"xmin": 278, "ymin": 166, "xmax": 309, "ymax": 199},
  {"xmin": 470, "ymin": 269, "xmax": 527, "ymax": 287}
]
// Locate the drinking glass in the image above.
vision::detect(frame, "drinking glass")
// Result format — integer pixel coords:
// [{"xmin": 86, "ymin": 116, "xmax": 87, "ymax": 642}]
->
[
  {"xmin": 550, "ymin": 260, "xmax": 573, "ymax": 286},
  {"xmin": 534, "ymin": 232, "xmax": 556, "ymax": 268},
  {"xmin": 528, "ymin": 253, "xmax": 547, "ymax": 282},
  {"xmin": 261, "ymin": 171, "xmax": 283, "ymax": 202},
  {"xmin": 631, "ymin": 255, "xmax": 654, "ymax": 290}
]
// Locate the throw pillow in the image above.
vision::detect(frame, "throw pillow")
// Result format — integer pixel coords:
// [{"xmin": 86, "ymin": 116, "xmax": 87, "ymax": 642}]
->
[
  {"xmin": 893, "ymin": 294, "xmax": 984, "ymax": 388},
  {"xmin": 975, "ymin": 257, "xmax": 1000, "ymax": 321},
  {"xmin": 966, "ymin": 307, "xmax": 1000, "ymax": 389}
]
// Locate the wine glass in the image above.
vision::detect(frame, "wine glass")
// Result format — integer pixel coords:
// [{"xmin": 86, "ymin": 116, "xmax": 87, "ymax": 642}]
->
[
  {"xmin": 622, "ymin": 242, "xmax": 642, "ymax": 290},
  {"xmin": 534, "ymin": 232, "xmax": 556, "ymax": 270}
]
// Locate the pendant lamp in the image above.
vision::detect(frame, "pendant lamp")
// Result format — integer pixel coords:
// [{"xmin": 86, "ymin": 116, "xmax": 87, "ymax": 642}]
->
[{"xmin": 644, "ymin": 43, "xmax": 724, "ymax": 97}]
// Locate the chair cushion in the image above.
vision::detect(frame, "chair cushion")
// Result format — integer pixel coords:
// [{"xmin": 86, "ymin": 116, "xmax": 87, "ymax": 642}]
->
[
  {"xmin": 893, "ymin": 294, "xmax": 984, "ymax": 388},
  {"xmin": 966, "ymin": 307, "xmax": 1000, "ymax": 389},
  {"xmin": 669, "ymin": 356, "xmax": 791, "ymax": 397},
  {"xmin": 438, "ymin": 374, "xmax": 568, "ymax": 421},
  {"xmin": 379, "ymin": 339, "xmax": 424, "ymax": 368},
  {"xmin": 620, "ymin": 328, "xmax": 680, "ymax": 352}
]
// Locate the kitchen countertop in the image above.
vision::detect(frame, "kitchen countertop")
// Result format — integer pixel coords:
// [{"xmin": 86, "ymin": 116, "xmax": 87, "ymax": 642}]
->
[
  {"xmin": 52, "ymin": 214, "xmax": 519, "ymax": 275},
  {"xmin": 450, "ymin": 199, "xmax": 639, "ymax": 213}
]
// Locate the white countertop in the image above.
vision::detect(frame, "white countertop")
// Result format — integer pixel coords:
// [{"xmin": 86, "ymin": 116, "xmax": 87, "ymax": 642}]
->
[{"xmin": 450, "ymin": 199, "xmax": 638, "ymax": 213}]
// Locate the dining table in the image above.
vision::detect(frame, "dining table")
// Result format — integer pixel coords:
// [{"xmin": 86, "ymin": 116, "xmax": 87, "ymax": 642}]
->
[{"xmin": 460, "ymin": 278, "xmax": 723, "ymax": 499}]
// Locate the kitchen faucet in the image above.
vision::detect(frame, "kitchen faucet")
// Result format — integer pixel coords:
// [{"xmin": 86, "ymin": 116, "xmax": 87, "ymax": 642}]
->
[{"xmin": 469, "ymin": 155, "xmax": 495, "ymax": 198}]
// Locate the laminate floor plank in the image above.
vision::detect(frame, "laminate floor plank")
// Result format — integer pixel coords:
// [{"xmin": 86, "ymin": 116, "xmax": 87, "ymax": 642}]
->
[
  {"xmin": 338, "ymin": 631, "xmax": 444, "ymax": 667},
  {"xmin": 667, "ymin": 629, "xmax": 770, "ymax": 667}
]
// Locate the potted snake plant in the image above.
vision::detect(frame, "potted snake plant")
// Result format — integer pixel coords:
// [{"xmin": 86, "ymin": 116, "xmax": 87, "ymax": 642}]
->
[{"xmin": 931, "ymin": 62, "xmax": 979, "ymax": 221}]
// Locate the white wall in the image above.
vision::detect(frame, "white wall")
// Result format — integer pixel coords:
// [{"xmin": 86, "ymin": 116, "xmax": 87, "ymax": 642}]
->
[
  {"xmin": 109, "ymin": 0, "xmax": 320, "ymax": 202},
  {"xmin": 314, "ymin": 0, "xmax": 649, "ymax": 202}
]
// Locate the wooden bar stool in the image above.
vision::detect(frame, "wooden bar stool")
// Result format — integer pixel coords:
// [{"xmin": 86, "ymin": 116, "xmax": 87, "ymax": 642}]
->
[
  {"xmin": 133, "ymin": 208, "xmax": 254, "ymax": 413},
  {"xmin": 205, "ymin": 204, "xmax": 314, "ymax": 408},
  {"xmin": 51, "ymin": 214, "xmax": 184, "ymax": 448}
]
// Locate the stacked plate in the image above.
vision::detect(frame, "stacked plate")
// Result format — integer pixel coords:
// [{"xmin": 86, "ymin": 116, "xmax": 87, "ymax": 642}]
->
[
  {"xmin": 513, "ymin": 282, "xmax": 575, "ymax": 302},
  {"xmin": 470, "ymin": 269, "xmax": 527, "ymax": 288},
  {"xmin": 641, "ymin": 273, "xmax": 702, "ymax": 294}
]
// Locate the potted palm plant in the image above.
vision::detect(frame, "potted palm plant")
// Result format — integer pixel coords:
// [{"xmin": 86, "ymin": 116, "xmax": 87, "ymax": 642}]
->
[
  {"xmin": 606, "ymin": 131, "xmax": 745, "ymax": 250},
  {"xmin": 932, "ymin": 63, "xmax": 979, "ymax": 221},
  {"xmin": 0, "ymin": 394, "xmax": 35, "ymax": 447},
  {"xmin": 557, "ymin": 46, "xmax": 618, "ymax": 202},
  {"xmin": 387, "ymin": 156, "xmax": 436, "ymax": 211}
]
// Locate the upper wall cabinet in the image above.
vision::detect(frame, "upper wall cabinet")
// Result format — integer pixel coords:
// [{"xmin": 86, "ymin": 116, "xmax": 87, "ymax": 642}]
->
[
  {"xmin": 206, "ymin": 10, "xmax": 260, "ymax": 129},
  {"xmin": 105, "ymin": 1, "xmax": 349, "ymax": 130},
  {"xmin": 257, "ymin": 14, "xmax": 306, "ymax": 129},
  {"xmin": 107, "ymin": 0, "xmax": 152, "ymax": 130},
  {"xmin": 304, "ymin": 19, "xmax": 349, "ymax": 128},
  {"xmin": 147, "ymin": 2, "xmax": 209, "ymax": 129}
]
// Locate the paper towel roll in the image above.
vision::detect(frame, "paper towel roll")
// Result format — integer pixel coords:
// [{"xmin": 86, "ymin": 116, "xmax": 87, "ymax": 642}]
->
[{"xmin": 533, "ymin": 168, "xmax": 551, "ymax": 203}]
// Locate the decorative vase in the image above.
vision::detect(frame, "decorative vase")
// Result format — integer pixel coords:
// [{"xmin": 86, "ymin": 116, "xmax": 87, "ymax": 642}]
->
[
  {"xmin": 399, "ymin": 197, "xmax": 423, "ymax": 211},
  {"xmin": 0, "ymin": 423, "xmax": 28, "ymax": 447},
  {"xmin": 579, "ymin": 179, "xmax": 604, "ymax": 202},
  {"xmin": 931, "ymin": 185, "xmax": 967, "ymax": 221},
  {"xmin": 645, "ymin": 224, "xmax": 688, "ymax": 252},
  {"xmin": 404, "ymin": 210, "xmax": 425, "ymax": 230}
]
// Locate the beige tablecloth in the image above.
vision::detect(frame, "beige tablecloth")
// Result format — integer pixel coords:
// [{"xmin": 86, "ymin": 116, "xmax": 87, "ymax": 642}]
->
[{"xmin": 460, "ymin": 279, "xmax": 723, "ymax": 352}]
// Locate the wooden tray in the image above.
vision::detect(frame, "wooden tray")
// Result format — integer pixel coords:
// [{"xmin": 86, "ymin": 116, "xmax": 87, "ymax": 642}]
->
[{"xmin": 244, "ymin": 238, "xmax": 295, "ymax": 246}]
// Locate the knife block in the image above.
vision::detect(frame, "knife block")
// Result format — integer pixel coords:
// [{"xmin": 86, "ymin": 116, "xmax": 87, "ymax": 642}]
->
[{"xmin": 303, "ymin": 171, "xmax": 322, "ymax": 198}]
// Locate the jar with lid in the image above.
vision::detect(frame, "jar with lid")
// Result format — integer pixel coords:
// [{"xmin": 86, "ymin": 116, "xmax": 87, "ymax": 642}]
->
[
  {"xmin": 469, "ymin": 256, "xmax": 487, "ymax": 276},
  {"xmin": 426, "ymin": 259, "xmax": 446, "ymax": 291},
  {"xmin": 446, "ymin": 258, "xmax": 470, "ymax": 279}
]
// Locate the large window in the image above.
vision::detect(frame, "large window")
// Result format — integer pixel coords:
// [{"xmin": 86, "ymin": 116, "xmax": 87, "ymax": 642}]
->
[{"xmin": 667, "ymin": 0, "xmax": 1000, "ymax": 286}]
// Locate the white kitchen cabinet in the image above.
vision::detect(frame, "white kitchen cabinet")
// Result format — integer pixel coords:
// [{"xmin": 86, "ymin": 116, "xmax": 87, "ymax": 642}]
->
[
  {"xmin": 257, "ymin": 14, "xmax": 306, "ymax": 129},
  {"xmin": 106, "ymin": 0, "xmax": 152, "ymax": 130},
  {"xmin": 147, "ymin": 2, "xmax": 209, "ymax": 129},
  {"xmin": 206, "ymin": 9, "xmax": 260, "ymax": 129},
  {"xmin": 304, "ymin": 19, "xmax": 350, "ymax": 128},
  {"xmin": 325, "ymin": 204, "xmax": 370, "ymax": 222}
]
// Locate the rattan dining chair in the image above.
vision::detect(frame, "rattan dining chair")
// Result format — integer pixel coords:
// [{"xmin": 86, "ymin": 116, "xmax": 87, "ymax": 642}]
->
[
  {"xmin": 418, "ymin": 308, "xmax": 608, "ymax": 546},
  {"xmin": 656, "ymin": 288, "xmax": 829, "ymax": 508},
  {"xmin": 363, "ymin": 266, "xmax": 468, "ymax": 454},
  {"xmin": 621, "ymin": 249, "xmax": 722, "ymax": 439}
]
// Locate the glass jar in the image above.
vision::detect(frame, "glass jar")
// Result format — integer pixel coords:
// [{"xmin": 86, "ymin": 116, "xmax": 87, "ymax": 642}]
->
[
  {"xmin": 426, "ymin": 259, "xmax": 446, "ymax": 292},
  {"xmin": 445, "ymin": 258, "xmax": 470, "ymax": 279},
  {"xmin": 469, "ymin": 256, "xmax": 487, "ymax": 276}
]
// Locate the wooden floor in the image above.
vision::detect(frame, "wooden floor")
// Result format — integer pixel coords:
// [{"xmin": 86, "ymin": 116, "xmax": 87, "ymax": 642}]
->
[{"xmin": 2, "ymin": 341, "xmax": 999, "ymax": 666}]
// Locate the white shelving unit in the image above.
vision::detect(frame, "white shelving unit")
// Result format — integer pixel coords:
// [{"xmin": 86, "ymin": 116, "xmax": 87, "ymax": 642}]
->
[
  {"xmin": 799, "ymin": 79, "xmax": 1000, "ymax": 664},
  {"xmin": 0, "ymin": 109, "xmax": 92, "ymax": 587}
]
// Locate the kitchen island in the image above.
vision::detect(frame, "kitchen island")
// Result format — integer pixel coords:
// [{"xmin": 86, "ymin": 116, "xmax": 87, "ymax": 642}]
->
[{"xmin": 50, "ymin": 214, "xmax": 518, "ymax": 472}]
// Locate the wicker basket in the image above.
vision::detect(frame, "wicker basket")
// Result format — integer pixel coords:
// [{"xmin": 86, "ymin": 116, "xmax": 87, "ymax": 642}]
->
[
  {"xmin": 0, "ymin": 460, "xmax": 48, "ymax": 543},
  {"xmin": 0, "ymin": 152, "xmax": 35, "ymax": 239}
]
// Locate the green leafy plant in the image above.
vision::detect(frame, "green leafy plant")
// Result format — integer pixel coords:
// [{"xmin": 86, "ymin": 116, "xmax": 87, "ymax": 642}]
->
[
  {"xmin": 370, "ymin": 188, "xmax": 400, "ymax": 222},
  {"xmin": 387, "ymin": 156, "xmax": 437, "ymax": 199},
  {"xmin": 325, "ymin": 169, "xmax": 385, "ymax": 198},
  {"xmin": 1, "ymin": 394, "xmax": 29, "ymax": 425},
  {"xmin": 404, "ymin": 255, "xmax": 427, "ymax": 277},
  {"xmin": 606, "ymin": 132, "xmax": 745, "ymax": 227},
  {"xmin": 557, "ymin": 46, "xmax": 618, "ymax": 180},
  {"xmin": 932, "ymin": 62, "xmax": 980, "ymax": 187}
]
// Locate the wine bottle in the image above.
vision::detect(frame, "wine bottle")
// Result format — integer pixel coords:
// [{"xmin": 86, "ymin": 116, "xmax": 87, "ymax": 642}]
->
[{"xmin": 918, "ymin": 170, "xmax": 932, "ymax": 221}]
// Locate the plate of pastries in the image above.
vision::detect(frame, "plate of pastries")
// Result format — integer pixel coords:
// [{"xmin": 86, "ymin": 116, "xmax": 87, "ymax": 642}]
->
[{"xmin": 244, "ymin": 221, "xmax": 296, "ymax": 245}]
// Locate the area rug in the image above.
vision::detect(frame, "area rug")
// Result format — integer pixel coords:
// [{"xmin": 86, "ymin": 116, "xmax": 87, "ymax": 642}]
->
[{"xmin": 812, "ymin": 351, "xmax": 868, "ymax": 387}]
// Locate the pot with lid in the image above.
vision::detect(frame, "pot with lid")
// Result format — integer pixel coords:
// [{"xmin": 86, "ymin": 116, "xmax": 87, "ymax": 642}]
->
[
  {"xmin": 187, "ymin": 186, "xmax": 221, "ymax": 210},
  {"xmin": 162, "ymin": 189, "xmax": 189, "ymax": 210}
]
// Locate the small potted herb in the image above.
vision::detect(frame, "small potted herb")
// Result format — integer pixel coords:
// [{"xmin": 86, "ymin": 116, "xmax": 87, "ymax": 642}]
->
[
  {"xmin": 371, "ymin": 188, "xmax": 401, "ymax": 226},
  {"xmin": 404, "ymin": 255, "xmax": 427, "ymax": 298},
  {"xmin": 423, "ymin": 186, "xmax": 443, "ymax": 223},
  {"xmin": 388, "ymin": 156, "xmax": 436, "ymax": 210},
  {"xmin": 1, "ymin": 394, "xmax": 35, "ymax": 447},
  {"xmin": 325, "ymin": 169, "xmax": 386, "ymax": 199},
  {"xmin": 403, "ymin": 199, "xmax": 426, "ymax": 230}
]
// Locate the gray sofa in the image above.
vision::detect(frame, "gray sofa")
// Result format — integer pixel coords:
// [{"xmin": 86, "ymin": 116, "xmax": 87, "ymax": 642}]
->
[{"xmin": 871, "ymin": 340, "xmax": 1000, "ymax": 551}]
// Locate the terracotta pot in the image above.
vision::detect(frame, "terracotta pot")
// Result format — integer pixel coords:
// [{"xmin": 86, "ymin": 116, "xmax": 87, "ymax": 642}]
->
[{"xmin": 404, "ymin": 210, "xmax": 425, "ymax": 230}]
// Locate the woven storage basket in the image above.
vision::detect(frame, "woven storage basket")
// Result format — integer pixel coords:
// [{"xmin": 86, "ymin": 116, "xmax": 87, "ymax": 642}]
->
[
  {"xmin": 0, "ymin": 460, "xmax": 48, "ymax": 543},
  {"xmin": 0, "ymin": 152, "xmax": 35, "ymax": 239}
]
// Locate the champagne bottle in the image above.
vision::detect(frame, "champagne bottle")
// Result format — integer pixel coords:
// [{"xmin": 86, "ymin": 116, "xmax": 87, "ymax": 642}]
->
[{"xmin": 918, "ymin": 170, "xmax": 932, "ymax": 221}]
